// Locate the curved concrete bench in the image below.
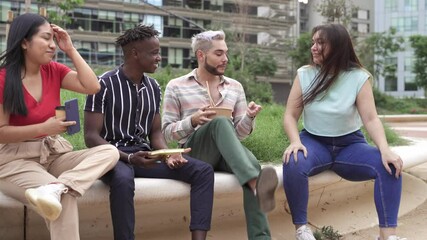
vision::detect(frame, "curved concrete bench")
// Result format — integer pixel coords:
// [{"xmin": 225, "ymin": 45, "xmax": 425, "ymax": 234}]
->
[{"xmin": 1, "ymin": 141, "xmax": 427, "ymax": 240}]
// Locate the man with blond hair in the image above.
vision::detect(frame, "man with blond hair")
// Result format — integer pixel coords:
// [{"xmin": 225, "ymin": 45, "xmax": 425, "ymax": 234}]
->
[{"xmin": 162, "ymin": 30, "xmax": 278, "ymax": 240}]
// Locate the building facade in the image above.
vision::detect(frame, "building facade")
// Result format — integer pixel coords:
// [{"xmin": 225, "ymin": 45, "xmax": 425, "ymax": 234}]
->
[
  {"xmin": 375, "ymin": 0, "xmax": 426, "ymax": 98},
  {"xmin": 299, "ymin": 0, "xmax": 374, "ymax": 35},
  {"xmin": 0, "ymin": 0, "xmax": 299, "ymax": 103}
]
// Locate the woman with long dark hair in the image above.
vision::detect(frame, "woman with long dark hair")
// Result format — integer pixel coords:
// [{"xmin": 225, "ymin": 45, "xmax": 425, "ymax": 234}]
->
[
  {"xmin": 282, "ymin": 23, "xmax": 405, "ymax": 240},
  {"xmin": 0, "ymin": 13, "xmax": 119, "ymax": 240}
]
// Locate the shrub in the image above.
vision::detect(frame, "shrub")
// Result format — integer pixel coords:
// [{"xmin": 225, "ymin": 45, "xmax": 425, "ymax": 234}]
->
[{"xmin": 313, "ymin": 226, "xmax": 343, "ymax": 240}]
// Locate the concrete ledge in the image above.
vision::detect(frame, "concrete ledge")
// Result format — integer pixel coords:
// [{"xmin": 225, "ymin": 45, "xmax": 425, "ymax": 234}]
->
[
  {"xmin": 1, "ymin": 141, "xmax": 427, "ymax": 239},
  {"xmin": 380, "ymin": 114, "xmax": 427, "ymax": 123}
]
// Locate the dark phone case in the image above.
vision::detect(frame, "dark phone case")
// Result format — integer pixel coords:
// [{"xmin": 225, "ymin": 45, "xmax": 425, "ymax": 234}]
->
[{"xmin": 65, "ymin": 98, "xmax": 80, "ymax": 135}]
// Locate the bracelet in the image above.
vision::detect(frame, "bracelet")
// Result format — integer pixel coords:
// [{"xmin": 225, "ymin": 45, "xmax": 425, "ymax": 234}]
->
[{"xmin": 127, "ymin": 153, "xmax": 134, "ymax": 164}]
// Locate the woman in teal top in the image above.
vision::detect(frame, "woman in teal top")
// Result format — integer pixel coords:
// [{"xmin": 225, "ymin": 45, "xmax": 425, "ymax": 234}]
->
[{"xmin": 282, "ymin": 23, "xmax": 405, "ymax": 240}]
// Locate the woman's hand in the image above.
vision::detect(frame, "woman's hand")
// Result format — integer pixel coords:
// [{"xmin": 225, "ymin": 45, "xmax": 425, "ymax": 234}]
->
[
  {"xmin": 381, "ymin": 149, "xmax": 403, "ymax": 179},
  {"xmin": 283, "ymin": 142, "xmax": 307, "ymax": 164},
  {"xmin": 51, "ymin": 24, "xmax": 75, "ymax": 54},
  {"xmin": 42, "ymin": 116, "xmax": 76, "ymax": 136}
]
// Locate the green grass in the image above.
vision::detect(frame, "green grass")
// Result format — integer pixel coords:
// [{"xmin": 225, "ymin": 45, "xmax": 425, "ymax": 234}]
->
[{"xmin": 241, "ymin": 104, "xmax": 288, "ymax": 164}]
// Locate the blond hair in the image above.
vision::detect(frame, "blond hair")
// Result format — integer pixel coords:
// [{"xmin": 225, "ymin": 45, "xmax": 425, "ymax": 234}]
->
[{"xmin": 191, "ymin": 30, "xmax": 225, "ymax": 55}]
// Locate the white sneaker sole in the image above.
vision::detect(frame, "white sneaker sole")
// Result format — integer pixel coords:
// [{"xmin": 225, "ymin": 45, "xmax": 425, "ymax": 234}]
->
[
  {"xmin": 256, "ymin": 166, "xmax": 279, "ymax": 213},
  {"xmin": 25, "ymin": 189, "xmax": 62, "ymax": 221}
]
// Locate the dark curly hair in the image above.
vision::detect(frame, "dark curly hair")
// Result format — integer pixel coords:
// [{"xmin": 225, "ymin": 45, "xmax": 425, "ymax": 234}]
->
[{"xmin": 116, "ymin": 24, "xmax": 160, "ymax": 47}]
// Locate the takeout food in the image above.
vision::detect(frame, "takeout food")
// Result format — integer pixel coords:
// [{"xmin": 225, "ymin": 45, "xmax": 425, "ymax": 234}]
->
[{"xmin": 207, "ymin": 107, "xmax": 232, "ymax": 119}]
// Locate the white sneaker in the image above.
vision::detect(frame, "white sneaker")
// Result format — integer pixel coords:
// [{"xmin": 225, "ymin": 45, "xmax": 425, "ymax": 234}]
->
[
  {"xmin": 25, "ymin": 183, "xmax": 68, "ymax": 221},
  {"xmin": 296, "ymin": 225, "xmax": 316, "ymax": 240}
]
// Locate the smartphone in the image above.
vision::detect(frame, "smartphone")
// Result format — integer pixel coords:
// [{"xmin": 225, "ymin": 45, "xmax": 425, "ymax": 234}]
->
[{"xmin": 64, "ymin": 98, "xmax": 80, "ymax": 135}]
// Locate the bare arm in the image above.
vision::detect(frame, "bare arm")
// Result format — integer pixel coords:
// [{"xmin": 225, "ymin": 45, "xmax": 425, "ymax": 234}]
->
[
  {"xmin": 283, "ymin": 76, "xmax": 307, "ymax": 163},
  {"xmin": 84, "ymin": 111, "xmax": 110, "ymax": 148},
  {"xmin": 0, "ymin": 103, "xmax": 73, "ymax": 143},
  {"xmin": 356, "ymin": 80, "xmax": 403, "ymax": 178},
  {"xmin": 150, "ymin": 113, "xmax": 170, "ymax": 150},
  {"xmin": 51, "ymin": 24, "xmax": 99, "ymax": 95}
]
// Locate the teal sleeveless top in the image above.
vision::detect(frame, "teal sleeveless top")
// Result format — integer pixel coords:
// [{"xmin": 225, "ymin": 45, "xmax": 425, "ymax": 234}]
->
[{"xmin": 298, "ymin": 65, "xmax": 370, "ymax": 137}]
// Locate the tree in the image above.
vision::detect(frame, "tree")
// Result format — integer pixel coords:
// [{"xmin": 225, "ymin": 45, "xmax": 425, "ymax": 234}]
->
[
  {"xmin": 357, "ymin": 27, "xmax": 404, "ymax": 86},
  {"xmin": 409, "ymin": 35, "xmax": 427, "ymax": 94},
  {"xmin": 316, "ymin": 0, "xmax": 358, "ymax": 28},
  {"xmin": 37, "ymin": 0, "xmax": 84, "ymax": 26},
  {"xmin": 225, "ymin": 47, "xmax": 276, "ymax": 104},
  {"xmin": 288, "ymin": 32, "xmax": 312, "ymax": 71}
]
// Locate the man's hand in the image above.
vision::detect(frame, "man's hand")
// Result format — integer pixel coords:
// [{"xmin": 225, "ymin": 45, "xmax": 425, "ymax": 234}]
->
[
  {"xmin": 190, "ymin": 105, "xmax": 216, "ymax": 127},
  {"xmin": 165, "ymin": 148, "xmax": 190, "ymax": 169},
  {"xmin": 129, "ymin": 151, "xmax": 160, "ymax": 168},
  {"xmin": 246, "ymin": 101, "xmax": 262, "ymax": 118}
]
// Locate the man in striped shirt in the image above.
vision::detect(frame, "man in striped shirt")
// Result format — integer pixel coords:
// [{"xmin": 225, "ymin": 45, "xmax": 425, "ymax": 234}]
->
[
  {"xmin": 162, "ymin": 30, "xmax": 278, "ymax": 240},
  {"xmin": 84, "ymin": 25, "xmax": 214, "ymax": 240}
]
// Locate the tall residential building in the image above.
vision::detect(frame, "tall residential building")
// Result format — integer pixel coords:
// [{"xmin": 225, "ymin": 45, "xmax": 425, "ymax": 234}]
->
[
  {"xmin": 0, "ymin": 0, "xmax": 299, "ymax": 103},
  {"xmin": 375, "ymin": 0, "xmax": 425, "ymax": 98}
]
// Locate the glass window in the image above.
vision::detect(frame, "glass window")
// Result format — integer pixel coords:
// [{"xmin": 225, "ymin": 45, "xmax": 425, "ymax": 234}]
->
[
  {"xmin": 206, "ymin": 0, "xmax": 222, "ymax": 11},
  {"xmin": 392, "ymin": 16, "xmax": 418, "ymax": 32},
  {"xmin": 353, "ymin": 23, "xmax": 369, "ymax": 33},
  {"xmin": 168, "ymin": 48, "xmax": 183, "ymax": 68},
  {"xmin": 75, "ymin": 41, "xmax": 95, "ymax": 64},
  {"xmin": 164, "ymin": 17, "xmax": 183, "ymax": 38},
  {"xmin": 185, "ymin": 0, "xmax": 202, "ymax": 9},
  {"xmin": 164, "ymin": 0, "xmax": 183, "ymax": 7},
  {"xmin": 97, "ymin": 42, "xmax": 116, "ymax": 65},
  {"xmin": 161, "ymin": 47, "xmax": 168, "ymax": 67},
  {"xmin": 146, "ymin": 0, "xmax": 162, "ymax": 6},
  {"xmin": 99, "ymin": 10, "xmax": 115, "ymax": 20},
  {"xmin": 124, "ymin": 0, "xmax": 141, "ymax": 4},
  {"xmin": 143, "ymin": 15, "xmax": 163, "ymax": 37},
  {"xmin": 356, "ymin": 9, "xmax": 369, "ymax": 20},
  {"xmin": 404, "ymin": 0, "xmax": 418, "ymax": 11},
  {"xmin": 223, "ymin": 3, "xmax": 237, "ymax": 13},
  {"xmin": 405, "ymin": 16, "xmax": 418, "ymax": 32},
  {"xmin": 404, "ymin": 57, "xmax": 414, "ymax": 72},
  {"xmin": 0, "ymin": 36, "xmax": 5, "ymax": 53},
  {"xmin": 0, "ymin": 1, "xmax": 12, "ymax": 23},
  {"xmin": 74, "ymin": 8, "xmax": 92, "ymax": 19},
  {"xmin": 385, "ymin": 0, "xmax": 398, "ymax": 11},
  {"xmin": 404, "ymin": 76, "xmax": 417, "ymax": 91},
  {"xmin": 123, "ymin": 12, "xmax": 140, "ymax": 30},
  {"xmin": 385, "ymin": 76, "xmax": 398, "ymax": 91}
]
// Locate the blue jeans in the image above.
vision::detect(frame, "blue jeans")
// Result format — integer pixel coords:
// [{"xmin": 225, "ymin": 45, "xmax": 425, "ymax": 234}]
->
[
  {"xmin": 102, "ymin": 145, "xmax": 214, "ymax": 240},
  {"xmin": 283, "ymin": 130, "xmax": 402, "ymax": 228}
]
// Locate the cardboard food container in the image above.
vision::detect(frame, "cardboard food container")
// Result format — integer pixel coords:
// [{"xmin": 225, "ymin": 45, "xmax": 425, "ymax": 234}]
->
[{"xmin": 207, "ymin": 107, "xmax": 232, "ymax": 119}]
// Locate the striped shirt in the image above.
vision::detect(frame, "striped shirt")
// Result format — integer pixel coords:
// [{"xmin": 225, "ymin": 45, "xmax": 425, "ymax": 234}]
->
[
  {"xmin": 162, "ymin": 68, "xmax": 255, "ymax": 145},
  {"xmin": 85, "ymin": 66, "xmax": 161, "ymax": 149}
]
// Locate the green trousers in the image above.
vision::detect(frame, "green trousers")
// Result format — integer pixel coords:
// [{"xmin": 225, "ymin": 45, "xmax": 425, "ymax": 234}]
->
[{"xmin": 184, "ymin": 117, "xmax": 271, "ymax": 240}]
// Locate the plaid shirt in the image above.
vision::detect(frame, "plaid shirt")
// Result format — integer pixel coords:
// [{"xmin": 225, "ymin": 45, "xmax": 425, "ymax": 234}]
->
[{"xmin": 162, "ymin": 69, "xmax": 255, "ymax": 145}]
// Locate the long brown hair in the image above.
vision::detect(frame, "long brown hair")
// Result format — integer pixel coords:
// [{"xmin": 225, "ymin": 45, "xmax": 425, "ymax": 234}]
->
[{"xmin": 302, "ymin": 23, "xmax": 362, "ymax": 105}]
